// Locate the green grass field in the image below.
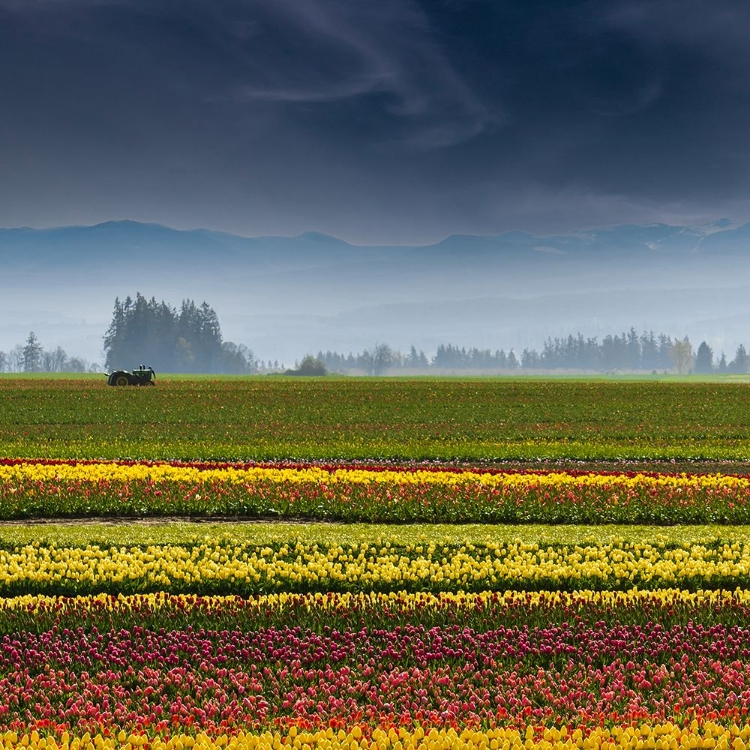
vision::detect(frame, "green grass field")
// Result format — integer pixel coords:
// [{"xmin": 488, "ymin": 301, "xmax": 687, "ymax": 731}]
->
[
  {"xmin": 0, "ymin": 519, "xmax": 745, "ymax": 548},
  {"xmin": 2, "ymin": 375, "xmax": 750, "ymax": 462}
]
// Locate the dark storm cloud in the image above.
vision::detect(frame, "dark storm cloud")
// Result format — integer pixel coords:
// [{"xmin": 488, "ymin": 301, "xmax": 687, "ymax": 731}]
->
[
  {"xmin": 228, "ymin": 0, "xmax": 497, "ymax": 149},
  {"xmin": 0, "ymin": 0, "xmax": 494, "ymax": 148},
  {"xmin": 1, "ymin": 0, "xmax": 749, "ymax": 241},
  {"xmin": 433, "ymin": 1, "xmax": 750, "ymax": 194}
]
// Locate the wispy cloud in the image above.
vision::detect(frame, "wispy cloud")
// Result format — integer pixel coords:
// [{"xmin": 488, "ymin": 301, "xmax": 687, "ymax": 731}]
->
[
  {"xmin": 605, "ymin": 0, "xmax": 750, "ymax": 88},
  {"xmin": 231, "ymin": 0, "xmax": 497, "ymax": 148},
  {"xmin": 1, "ymin": 0, "xmax": 497, "ymax": 150}
]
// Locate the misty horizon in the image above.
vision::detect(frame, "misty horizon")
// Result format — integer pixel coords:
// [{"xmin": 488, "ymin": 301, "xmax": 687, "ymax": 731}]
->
[
  {"xmin": 2, "ymin": 217, "xmax": 750, "ymax": 368},
  {"xmin": 1, "ymin": 321, "xmax": 745, "ymax": 377},
  {"xmin": 5, "ymin": 213, "xmax": 750, "ymax": 252},
  {"xmin": 1, "ymin": 215, "xmax": 748, "ymax": 248}
]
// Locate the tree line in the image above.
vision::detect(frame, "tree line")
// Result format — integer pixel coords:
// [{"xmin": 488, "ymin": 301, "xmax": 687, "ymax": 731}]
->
[
  {"xmin": 103, "ymin": 294, "xmax": 257, "ymax": 374},
  {"xmin": 3, "ymin": 319, "xmax": 749, "ymax": 375},
  {"xmin": 0, "ymin": 294, "xmax": 258, "ymax": 374},
  {"xmin": 0, "ymin": 332, "xmax": 97, "ymax": 373},
  {"xmin": 313, "ymin": 330, "xmax": 750, "ymax": 375}
]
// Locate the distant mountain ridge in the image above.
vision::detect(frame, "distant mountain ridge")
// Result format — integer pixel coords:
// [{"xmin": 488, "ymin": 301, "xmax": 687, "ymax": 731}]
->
[
  {"xmin": 0, "ymin": 219, "xmax": 749, "ymax": 366},
  {"xmin": 1, "ymin": 217, "xmax": 747, "ymax": 264}
]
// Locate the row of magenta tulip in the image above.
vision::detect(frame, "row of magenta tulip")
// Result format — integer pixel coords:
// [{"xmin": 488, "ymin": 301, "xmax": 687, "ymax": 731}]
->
[
  {"xmin": 1, "ymin": 461, "xmax": 750, "ymax": 523},
  {"xmin": 0, "ymin": 592, "xmax": 750, "ymax": 738},
  {"xmin": 2, "ymin": 539, "xmax": 750, "ymax": 595},
  {"xmin": 0, "ymin": 611, "xmax": 749, "ymax": 732}
]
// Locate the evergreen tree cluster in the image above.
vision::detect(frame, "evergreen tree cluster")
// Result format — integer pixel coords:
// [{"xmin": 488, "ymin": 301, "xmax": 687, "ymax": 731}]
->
[
  {"xmin": 522, "ymin": 329, "xmax": 674, "ymax": 371},
  {"xmin": 103, "ymin": 293, "xmax": 256, "ymax": 374},
  {"xmin": 314, "ymin": 329, "xmax": 750, "ymax": 374},
  {"xmin": 694, "ymin": 341, "xmax": 748, "ymax": 374},
  {"xmin": 316, "ymin": 343, "xmax": 520, "ymax": 374}
]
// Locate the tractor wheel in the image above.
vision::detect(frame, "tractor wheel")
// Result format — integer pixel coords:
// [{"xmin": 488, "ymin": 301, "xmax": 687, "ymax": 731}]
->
[{"xmin": 110, "ymin": 372, "xmax": 133, "ymax": 386}]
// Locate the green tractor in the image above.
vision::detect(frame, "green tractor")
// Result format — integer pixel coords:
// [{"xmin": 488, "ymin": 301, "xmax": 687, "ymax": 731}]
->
[{"xmin": 106, "ymin": 365, "xmax": 156, "ymax": 386}]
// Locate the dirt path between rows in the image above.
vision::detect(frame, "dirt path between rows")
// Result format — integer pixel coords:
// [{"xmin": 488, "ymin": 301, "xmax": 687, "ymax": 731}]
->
[{"xmin": 0, "ymin": 516, "xmax": 330, "ymax": 526}]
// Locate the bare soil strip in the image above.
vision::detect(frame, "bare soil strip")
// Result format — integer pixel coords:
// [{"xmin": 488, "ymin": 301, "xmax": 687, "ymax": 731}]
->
[{"xmin": 0, "ymin": 515, "xmax": 328, "ymax": 526}]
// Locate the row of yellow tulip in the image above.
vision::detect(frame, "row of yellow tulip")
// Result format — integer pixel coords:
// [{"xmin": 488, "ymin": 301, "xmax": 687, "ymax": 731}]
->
[
  {"xmin": 0, "ymin": 722, "xmax": 747, "ymax": 750},
  {"xmin": 1, "ymin": 461, "xmax": 748, "ymax": 523},
  {"xmin": 1, "ymin": 540, "xmax": 750, "ymax": 594},
  {"xmin": 1, "ymin": 460, "xmax": 743, "ymax": 488}
]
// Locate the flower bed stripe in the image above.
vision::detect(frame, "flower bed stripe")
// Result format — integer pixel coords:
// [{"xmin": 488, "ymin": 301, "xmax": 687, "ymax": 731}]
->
[
  {"xmin": 1, "ymin": 540, "xmax": 750, "ymax": 595},
  {"xmin": 1, "ymin": 589, "xmax": 750, "ymax": 634},
  {"xmin": 3, "ymin": 723, "xmax": 750, "ymax": 749},
  {"xmin": 2, "ymin": 462, "xmax": 750, "ymax": 523},
  {"xmin": 0, "ymin": 620, "xmax": 749, "ymax": 732},
  {"xmin": 1, "ymin": 592, "xmax": 750, "ymax": 735}
]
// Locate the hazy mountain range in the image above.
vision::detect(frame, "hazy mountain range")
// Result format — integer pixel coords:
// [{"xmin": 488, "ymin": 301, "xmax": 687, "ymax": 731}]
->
[{"xmin": 2, "ymin": 219, "xmax": 750, "ymax": 367}]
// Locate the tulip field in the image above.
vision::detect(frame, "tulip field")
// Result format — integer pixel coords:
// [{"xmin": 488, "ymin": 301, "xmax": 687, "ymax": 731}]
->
[
  {"xmin": 3, "ymin": 376, "xmax": 750, "ymax": 750},
  {"xmin": 3, "ymin": 376, "xmax": 750, "ymax": 462},
  {"xmin": 4, "ymin": 459, "xmax": 750, "ymax": 523}
]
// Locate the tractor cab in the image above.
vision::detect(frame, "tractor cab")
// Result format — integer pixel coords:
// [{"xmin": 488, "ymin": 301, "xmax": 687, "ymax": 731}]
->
[{"xmin": 131, "ymin": 365, "xmax": 156, "ymax": 385}]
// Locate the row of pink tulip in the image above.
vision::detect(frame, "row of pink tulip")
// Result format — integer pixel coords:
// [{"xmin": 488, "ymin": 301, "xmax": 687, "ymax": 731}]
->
[{"xmin": 0, "ymin": 619, "xmax": 747, "ymax": 734}]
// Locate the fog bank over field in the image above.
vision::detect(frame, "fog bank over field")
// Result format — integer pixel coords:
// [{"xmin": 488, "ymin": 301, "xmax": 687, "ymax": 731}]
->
[{"xmin": 2, "ymin": 219, "xmax": 750, "ymax": 367}]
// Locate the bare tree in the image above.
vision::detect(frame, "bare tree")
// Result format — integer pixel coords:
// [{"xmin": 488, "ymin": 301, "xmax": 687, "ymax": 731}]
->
[
  {"xmin": 48, "ymin": 346, "xmax": 68, "ymax": 372},
  {"xmin": 372, "ymin": 343, "xmax": 394, "ymax": 375},
  {"xmin": 670, "ymin": 337, "xmax": 694, "ymax": 374},
  {"xmin": 67, "ymin": 357, "xmax": 88, "ymax": 373},
  {"xmin": 8, "ymin": 345, "xmax": 24, "ymax": 373}
]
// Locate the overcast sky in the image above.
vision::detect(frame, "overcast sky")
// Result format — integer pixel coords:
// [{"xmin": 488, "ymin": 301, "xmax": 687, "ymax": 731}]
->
[{"xmin": 2, "ymin": 0, "xmax": 750, "ymax": 244}]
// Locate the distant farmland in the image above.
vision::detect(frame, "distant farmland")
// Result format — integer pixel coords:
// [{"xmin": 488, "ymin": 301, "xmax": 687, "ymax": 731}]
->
[{"xmin": 2, "ymin": 375, "xmax": 750, "ymax": 463}]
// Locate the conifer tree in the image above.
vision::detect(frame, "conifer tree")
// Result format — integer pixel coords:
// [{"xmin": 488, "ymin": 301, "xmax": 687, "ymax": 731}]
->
[{"xmin": 103, "ymin": 293, "xmax": 253, "ymax": 374}]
